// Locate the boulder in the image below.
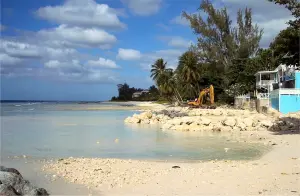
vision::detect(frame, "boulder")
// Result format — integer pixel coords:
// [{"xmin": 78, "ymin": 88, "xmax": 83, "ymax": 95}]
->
[
  {"xmin": 243, "ymin": 118, "xmax": 253, "ymax": 127},
  {"xmin": 232, "ymin": 127, "xmax": 241, "ymax": 132},
  {"xmin": 189, "ymin": 124, "xmax": 203, "ymax": 131},
  {"xmin": 131, "ymin": 117, "xmax": 141, "ymax": 124},
  {"xmin": 260, "ymin": 120, "xmax": 273, "ymax": 128},
  {"xmin": 0, "ymin": 171, "xmax": 23, "ymax": 194},
  {"xmin": 140, "ymin": 111, "xmax": 152, "ymax": 119},
  {"xmin": 201, "ymin": 118, "xmax": 211, "ymax": 126},
  {"xmin": 222, "ymin": 126, "xmax": 232, "ymax": 132},
  {"xmin": 24, "ymin": 188, "xmax": 49, "ymax": 196},
  {"xmin": 223, "ymin": 118, "xmax": 236, "ymax": 127},
  {"xmin": 0, "ymin": 167, "xmax": 49, "ymax": 196},
  {"xmin": 237, "ymin": 122, "xmax": 246, "ymax": 131},
  {"xmin": 0, "ymin": 184, "xmax": 18, "ymax": 196},
  {"xmin": 142, "ymin": 119, "xmax": 150, "ymax": 124}
]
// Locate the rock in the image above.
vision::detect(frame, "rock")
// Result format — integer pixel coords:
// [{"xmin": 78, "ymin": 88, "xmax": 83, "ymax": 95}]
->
[
  {"xmin": 232, "ymin": 127, "xmax": 241, "ymax": 132},
  {"xmin": 140, "ymin": 111, "xmax": 152, "ymax": 119},
  {"xmin": 237, "ymin": 122, "xmax": 246, "ymax": 131},
  {"xmin": 25, "ymin": 188, "xmax": 49, "ymax": 196},
  {"xmin": 222, "ymin": 126, "xmax": 232, "ymax": 132},
  {"xmin": 280, "ymin": 125, "xmax": 289, "ymax": 131},
  {"xmin": 260, "ymin": 120, "xmax": 273, "ymax": 128},
  {"xmin": 201, "ymin": 118, "xmax": 211, "ymax": 126},
  {"xmin": 142, "ymin": 119, "xmax": 150, "ymax": 124},
  {"xmin": 131, "ymin": 117, "xmax": 141, "ymax": 124},
  {"xmin": 0, "ymin": 171, "xmax": 23, "ymax": 194},
  {"xmin": 0, "ymin": 184, "xmax": 18, "ymax": 196},
  {"xmin": 243, "ymin": 118, "xmax": 253, "ymax": 127},
  {"xmin": 0, "ymin": 167, "xmax": 22, "ymax": 177},
  {"xmin": 189, "ymin": 124, "xmax": 203, "ymax": 131},
  {"xmin": 223, "ymin": 118, "xmax": 236, "ymax": 127}
]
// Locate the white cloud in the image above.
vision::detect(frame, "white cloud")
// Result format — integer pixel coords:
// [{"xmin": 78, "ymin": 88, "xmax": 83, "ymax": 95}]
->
[
  {"xmin": 117, "ymin": 48, "xmax": 142, "ymax": 60},
  {"xmin": 1, "ymin": 41, "xmax": 41, "ymax": 58},
  {"xmin": 43, "ymin": 59, "xmax": 119, "ymax": 83},
  {"xmin": 0, "ymin": 37, "xmax": 119, "ymax": 83},
  {"xmin": 37, "ymin": 25, "xmax": 117, "ymax": 49},
  {"xmin": 36, "ymin": 0, "xmax": 126, "ymax": 29},
  {"xmin": 86, "ymin": 57, "xmax": 119, "ymax": 69},
  {"xmin": 122, "ymin": 0, "xmax": 162, "ymax": 16},
  {"xmin": 156, "ymin": 23, "xmax": 171, "ymax": 31},
  {"xmin": 0, "ymin": 53, "xmax": 22, "ymax": 66},
  {"xmin": 170, "ymin": 15, "xmax": 190, "ymax": 26}
]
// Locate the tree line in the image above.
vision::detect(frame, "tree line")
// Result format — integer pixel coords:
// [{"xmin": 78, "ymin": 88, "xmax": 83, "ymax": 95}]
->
[
  {"xmin": 111, "ymin": 83, "xmax": 160, "ymax": 101},
  {"xmin": 150, "ymin": 0, "xmax": 299, "ymax": 104}
]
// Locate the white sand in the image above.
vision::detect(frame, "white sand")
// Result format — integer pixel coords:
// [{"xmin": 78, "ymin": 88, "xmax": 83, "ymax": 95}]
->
[{"xmin": 43, "ymin": 132, "xmax": 300, "ymax": 195}]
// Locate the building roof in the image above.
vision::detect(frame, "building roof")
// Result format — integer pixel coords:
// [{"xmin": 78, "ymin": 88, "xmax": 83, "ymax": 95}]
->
[{"xmin": 254, "ymin": 70, "xmax": 277, "ymax": 76}]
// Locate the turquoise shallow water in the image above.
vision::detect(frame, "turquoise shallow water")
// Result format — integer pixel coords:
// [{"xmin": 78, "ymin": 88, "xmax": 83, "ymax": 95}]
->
[{"xmin": 1, "ymin": 102, "xmax": 269, "ymax": 161}]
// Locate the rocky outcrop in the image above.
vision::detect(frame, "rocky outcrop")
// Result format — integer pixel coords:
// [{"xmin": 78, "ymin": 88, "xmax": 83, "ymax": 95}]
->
[
  {"xmin": 0, "ymin": 166, "xmax": 49, "ymax": 196},
  {"xmin": 125, "ymin": 107, "xmax": 300, "ymax": 133}
]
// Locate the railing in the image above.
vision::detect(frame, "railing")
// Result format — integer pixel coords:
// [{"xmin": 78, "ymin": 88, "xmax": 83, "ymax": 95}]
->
[{"xmin": 256, "ymin": 80, "xmax": 276, "ymax": 87}]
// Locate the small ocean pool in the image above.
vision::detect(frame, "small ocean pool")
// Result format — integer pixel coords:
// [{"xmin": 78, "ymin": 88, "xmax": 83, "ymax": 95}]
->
[{"xmin": 1, "ymin": 103, "xmax": 270, "ymax": 161}]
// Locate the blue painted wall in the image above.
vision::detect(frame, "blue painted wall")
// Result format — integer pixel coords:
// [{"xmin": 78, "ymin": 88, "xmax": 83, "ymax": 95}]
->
[
  {"xmin": 295, "ymin": 72, "xmax": 300, "ymax": 89},
  {"xmin": 280, "ymin": 94, "xmax": 300, "ymax": 114},
  {"xmin": 271, "ymin": 97, "xmax": 280, "ymax": 110}
]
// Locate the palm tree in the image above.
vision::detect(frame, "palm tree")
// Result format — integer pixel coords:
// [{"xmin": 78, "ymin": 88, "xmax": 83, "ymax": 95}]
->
[
  {"xmin": 150, "ymin": 58, "xmax": 172, "ymax": 83},
  {"xmin": 176, "ymin": 51, "xmax": 201, "ymax": 97}
]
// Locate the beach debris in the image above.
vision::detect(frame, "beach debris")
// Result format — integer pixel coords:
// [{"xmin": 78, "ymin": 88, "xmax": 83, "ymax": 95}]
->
[
  {"xmin": 115, "ymin": 138, "xmax": 119, "ymax": 143},
  {"xmin": 58, "ymin": 158, "xmax": 64, "ymax": 161},
  {"xmin": 96, "ymin": 141, "xmax": 100, "ymax": 144},
  {"xmin": 281, "ymin": 172, "xmax": 288, "ymax": 175},
  {"xmin": 224, "ymin": 148, "xmax": 230, "ymax": 153},
  {"xmin": 291, "ymin": 191, "xmax": 297, "ymax": 193},
  {"xmin": 172, "ymin": 166, "xmax": 180, "ymax": 169},
  {"xmin": 22, "ymin": 155, "xmax": 27, "ymax": 158}
]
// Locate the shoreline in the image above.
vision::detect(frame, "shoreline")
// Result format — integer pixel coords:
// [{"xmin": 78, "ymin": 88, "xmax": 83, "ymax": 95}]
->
[{"xmin": 40, "ymin": 132, "xmax": 300, "ymax": 195}]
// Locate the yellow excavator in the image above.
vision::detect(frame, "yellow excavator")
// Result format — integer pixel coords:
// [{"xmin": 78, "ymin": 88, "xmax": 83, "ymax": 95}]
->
[{"xmin": 188, "ymin": 85, "xmax": 214, "ymax": 106}]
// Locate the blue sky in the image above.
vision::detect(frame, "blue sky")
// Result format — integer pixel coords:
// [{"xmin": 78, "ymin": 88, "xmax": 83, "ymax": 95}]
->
[{"xmin": 0, "ymin": 0, "xmax": 292, "ymax": 101}]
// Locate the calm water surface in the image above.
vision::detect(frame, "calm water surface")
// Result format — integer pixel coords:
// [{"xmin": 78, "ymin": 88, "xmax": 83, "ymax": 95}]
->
[{"xmin": 1, "ymin": 102, "xmax": 269, "ymax": 161}]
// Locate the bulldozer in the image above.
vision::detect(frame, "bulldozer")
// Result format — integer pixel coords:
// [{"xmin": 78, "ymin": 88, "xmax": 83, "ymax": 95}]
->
[{"xmin": 188, "ymin": 85, "xmax": 215, "ymax": 108}]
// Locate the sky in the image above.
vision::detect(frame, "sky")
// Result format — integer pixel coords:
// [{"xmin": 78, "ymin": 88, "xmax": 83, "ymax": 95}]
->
[{"xmin": 0, "ymin": 0, "xmax": 293, "ymax": 101}]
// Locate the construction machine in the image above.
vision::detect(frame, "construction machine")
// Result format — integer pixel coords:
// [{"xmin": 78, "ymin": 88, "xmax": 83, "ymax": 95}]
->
[{"xmin": 188, "ymin": 85, "xmax": 214, "ymax": 107}]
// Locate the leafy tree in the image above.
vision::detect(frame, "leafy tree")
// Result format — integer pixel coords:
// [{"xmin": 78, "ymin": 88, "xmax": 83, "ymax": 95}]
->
[
  {"xmin": 183, "ymin": 0, "xmax": 262, "ymax": 72},
  {"xmin": 270, "ymin": 27, "xmax": 300, "ymax": 65}
]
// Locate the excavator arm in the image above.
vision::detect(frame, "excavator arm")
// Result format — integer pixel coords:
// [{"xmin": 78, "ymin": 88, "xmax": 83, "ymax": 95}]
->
[{"xmin": 188, "ymin": 85, "xmax": 214, "ymax": 106}]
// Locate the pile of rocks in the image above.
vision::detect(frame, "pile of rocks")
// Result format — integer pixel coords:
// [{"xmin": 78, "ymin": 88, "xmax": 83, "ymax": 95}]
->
[
  {"xmin": 124, "ymin": 111, "xmax": 171, "ymax": 124},
  {"xmin": 0, "ymin": 166, "xmax": 48, "ymax": 196},
  {"xmin": 271, "ymin": 112, "xmax": 300, "ymax": 132},
  {"xmin": 125, "ymin": 107, "xmax": 300, "ymax": 133}
]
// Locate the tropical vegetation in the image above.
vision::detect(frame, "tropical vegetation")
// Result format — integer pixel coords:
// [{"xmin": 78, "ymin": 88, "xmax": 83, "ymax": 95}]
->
[{"xmin": 149, "ymin": 0, "xmax": 299, "ymax": 104}]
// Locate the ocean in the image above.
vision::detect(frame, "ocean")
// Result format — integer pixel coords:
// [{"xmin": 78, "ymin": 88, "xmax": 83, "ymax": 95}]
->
[{"xmin": 1, "ymin": 101, "xmax": 269, "ymax": 161}]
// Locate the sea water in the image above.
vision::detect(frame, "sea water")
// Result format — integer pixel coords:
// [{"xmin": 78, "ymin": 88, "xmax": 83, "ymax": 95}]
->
[{"xmin": 1, "ymin": 102, "xmax": 269, "ymax": 161}]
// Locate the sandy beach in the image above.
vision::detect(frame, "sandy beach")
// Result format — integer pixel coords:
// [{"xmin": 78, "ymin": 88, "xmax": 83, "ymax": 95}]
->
[
  {"xmin": 42, "ymin": 133, "xmax": 300, "ymax": 195},
  {"xmin": 41, "ymin": 102, "xmax": 300, "ymax": 195}
]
